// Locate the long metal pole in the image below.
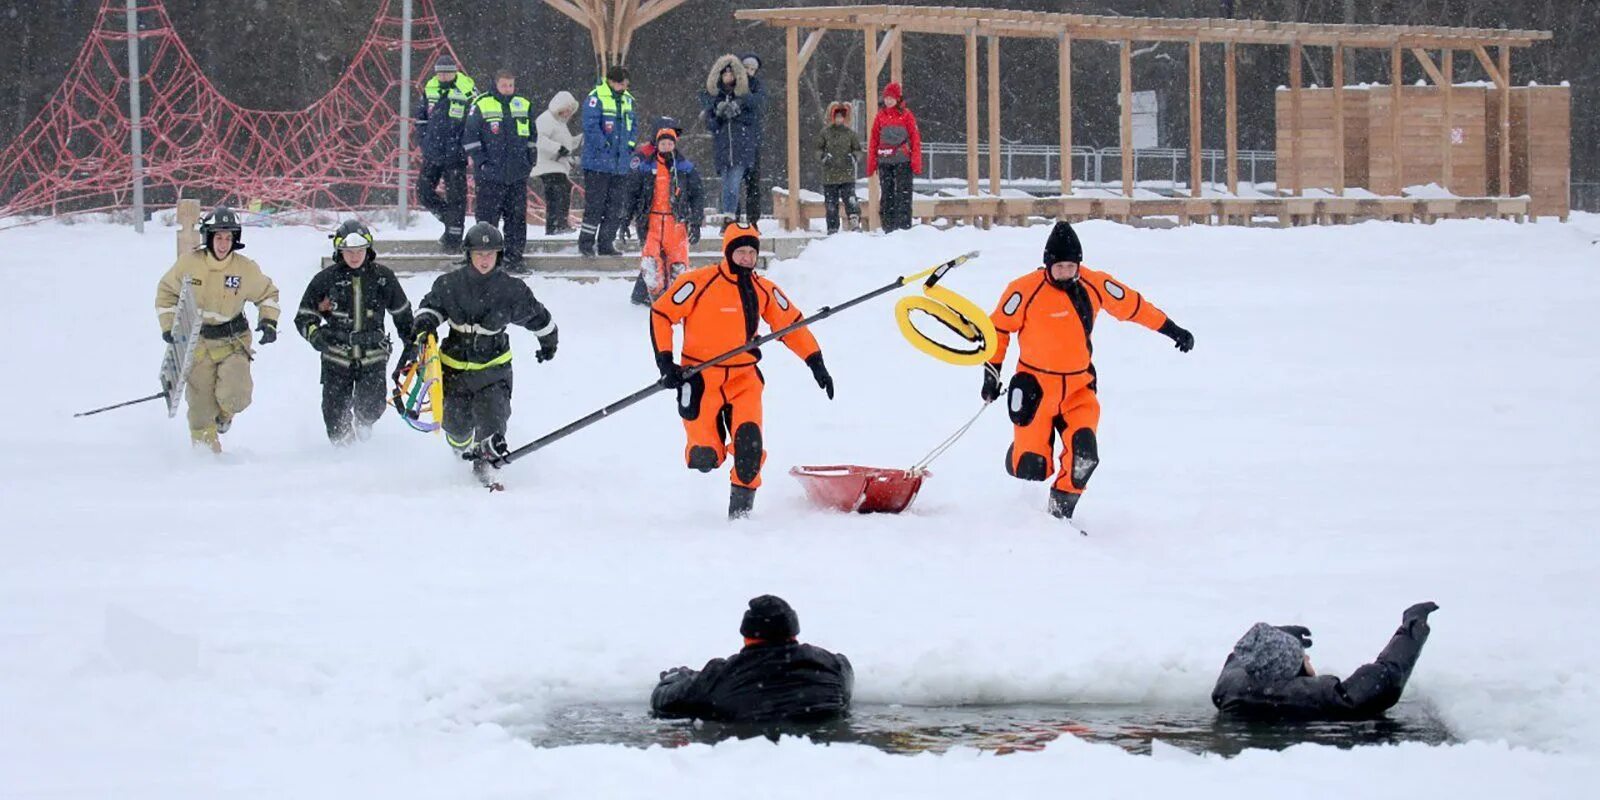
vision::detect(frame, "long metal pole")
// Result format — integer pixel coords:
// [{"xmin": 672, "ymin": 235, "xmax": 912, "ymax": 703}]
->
[
  {"xmin": 125, "ymin": 0, "xmax": 145, "ymax": 233},
  {"xmin": 397, "ymin": 0, "xmax": 414, "ymax": 229}
]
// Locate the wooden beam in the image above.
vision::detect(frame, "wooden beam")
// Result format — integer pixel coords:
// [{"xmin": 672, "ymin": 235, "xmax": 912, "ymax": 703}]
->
[
  {"xmin": 965, "ymin": 30, "xmax": 979, "ymax": 198},
  {"xmin": 870, "ymin": 27, "xmax": 901, "ymax": 79},
  {"xmin": 632, "ymin": 0, "xmax": 688, "ymax": 29},
  {"xmin": 785, "ymin": 25, "xmax": 801, "ymax": 231},
  {"xmin": 1059, "ymin": 33, "xmax": 1072, "ymax": 196},
  {"xmin": 891, "ymin": 26, "xmax": 905, "ymax": 86},
  {"xmin": 1391, "ymin": 44, "xmax": 1404, "ymax": 194},
  {"xmin": 796, "ymin": 29, "xmax": 827, "ymax": 72},
  {"xmin": 1472, "ymin": 45, "xmax": 1505, "ymax": 88},
  {"xmin": 1410, "ymin": 47, "xmax": 1446, "ymax": 85},
  {"xmin": 1498, "ymin": 44, "xmax": 1511, "ymax": 196},
  {"xmin": 544, "ymin": 0, "xmax": 592, "ymax": 28},
  {"xmin": 1290, "ymin": 40, "xmax": 1302, "ymax": 197},
  {"xmin": 987, "ymin": 34, "xmax": 1001, "ymax": 197},
  {"xmin": 1189, "ymin": 38, "xmax": 1202, "ymax": 198},
  {"xmin": 864, "ymin": 24, "xmax": 881, "ymax": 229},
  {"xmin": 1441, "ymin": 48, "xmax": 1452, "ymax": 192},
  {"xmin": 1333, "ymin": 43, "xmax": 1345, "ymax": 196},
  {"xmin": 1225, "ymin": 41, "xmax": 1238, "ymax": 195},
  {"xmin": 1120, "ymin": 38, "xmax": 1133, "ymax": 197}
]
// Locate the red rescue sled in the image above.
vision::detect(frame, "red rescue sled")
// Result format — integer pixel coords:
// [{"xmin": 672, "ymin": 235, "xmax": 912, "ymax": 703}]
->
[{"xmin": 789, "ymin": 465, "xmax": 928, "ymax": 514}]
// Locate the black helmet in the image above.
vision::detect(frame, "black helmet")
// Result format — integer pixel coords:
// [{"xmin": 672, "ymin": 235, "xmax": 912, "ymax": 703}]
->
[
  {"xmin": 199, "ymin": 206, "xmax": 244, "ymax": 252},
  {"xmin": 331, "ymin": 219, "xmax": 375, "ymax": 264},
  {"xmin": 463, "ymin": 222, "xmax": 505, "ymax": 252}
]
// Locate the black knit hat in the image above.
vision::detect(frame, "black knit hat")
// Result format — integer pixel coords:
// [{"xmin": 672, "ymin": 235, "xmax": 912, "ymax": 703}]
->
[
  {"xmin": 606, "ymin": 64, "xmax": 631, "ymax": 83},
  {"xmin": 722, "ymin": 221, "xmax": 762, "ymax": 267},
  {"xmin": 739, "ymin": 595, "xmax": 799, "ymax": 641},
  {"xmin": 1042, "ymin": 220, "xmax": 1083, "ymax": 266}
]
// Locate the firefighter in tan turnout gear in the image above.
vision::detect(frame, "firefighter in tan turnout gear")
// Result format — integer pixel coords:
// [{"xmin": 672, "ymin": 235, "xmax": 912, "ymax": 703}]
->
[{"xmin": 153, "ymin": 206, "xmax": 281, "ymax": 451}]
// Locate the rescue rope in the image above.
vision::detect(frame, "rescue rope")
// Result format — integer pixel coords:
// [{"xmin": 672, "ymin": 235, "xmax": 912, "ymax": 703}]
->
[
  {"xmin": 907, "ymin": 402, "xmax": 993, "ymax": 476},
  {"xmin": 391, "ymin": 334, "xmax": 444, "ymax": 432},
  {"xmin": 894, "ymin": 283, "xmax": 998, "ymax": 366}
]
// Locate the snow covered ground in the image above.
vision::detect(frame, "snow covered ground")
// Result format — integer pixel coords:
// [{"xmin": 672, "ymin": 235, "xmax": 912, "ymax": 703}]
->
[{"xmin": 2, "ymin": 214, "xmax": 1598, "ymax": 797}]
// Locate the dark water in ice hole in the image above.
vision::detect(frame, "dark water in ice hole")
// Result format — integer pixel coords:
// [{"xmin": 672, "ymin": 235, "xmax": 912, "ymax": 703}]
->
[{"xmin": 526, "ymin": 701, "xmax": 1453, "ymax": 756}]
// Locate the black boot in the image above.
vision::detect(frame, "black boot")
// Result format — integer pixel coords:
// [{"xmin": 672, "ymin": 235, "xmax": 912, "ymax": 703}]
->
[
  {"xmin": 729, "ymin": 485, "xmax": 756, "ymax": 520},
  {"xmin": 1048, "ymin": 488, "xmax": 1081, "ymax": 520}
]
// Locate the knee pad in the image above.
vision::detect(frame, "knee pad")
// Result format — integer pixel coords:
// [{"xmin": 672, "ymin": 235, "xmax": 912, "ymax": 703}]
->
[
  {"xmin": 1006, "ymin": 372, "xmax": 1045, "ymax": 426},
  {"xmin": 640, "ymin": 256, "xmax": 664, "ymax": 295},
  {"xmin": 1005, "ymin": 444, "xmax": 1050, "ymax": 482},
  {"xmin": 687, "ymin": 446, "xmax": 720, "ymax": 472},
  {"xmin": 676, "ymin": 374, "xmax": 706, "ymax": 421},
  {"xmin": 1069, "ymin": 428, "xmax": 1099, "ymax": 489},
  {"xmin": 732, "ymin": 422, "xmax": 764, "ymax": 485}
]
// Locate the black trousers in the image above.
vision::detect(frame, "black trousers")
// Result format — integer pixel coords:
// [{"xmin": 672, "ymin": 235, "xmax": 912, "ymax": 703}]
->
[
  {"xmin": 321, "ymin": 359, "xmax": 388, "ymax": 444},
  {"xmin": 741, "ymin": 162, "xmax": 762, "ymax": 224},
  {"xmin": 822, "ymin": 183, "xmax": 861, "ymax": 234},
  {"xmin": 579, "ymin": 170, "xmax": 631, "ymax": 253},
  {"xmin": 442, "ymin": 366, "xmax": 513, "ymax": 452},
  {"xmin": 475, "ymin": 179, "xmax": 528, "ymax": 260},
  {"xmin": 541, "ymin": 173, "xmax": 573, "ymax": 235},
  {"xmin": 418, "ymin": 161, "xmax": 468, "ymax": 240},
  {"xmin": 878, "ymin": 162, "xmax": 914, "ymax": 232}
]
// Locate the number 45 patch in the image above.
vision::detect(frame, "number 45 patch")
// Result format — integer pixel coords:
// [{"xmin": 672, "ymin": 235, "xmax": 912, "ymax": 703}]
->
[{"xmin": 224, "ymin": 275, "xmax": 242, "ymax": 292}]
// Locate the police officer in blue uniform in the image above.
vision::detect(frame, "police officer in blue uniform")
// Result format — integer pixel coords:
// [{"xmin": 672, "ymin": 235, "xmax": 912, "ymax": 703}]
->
[
  {"xmin": 414, "ymin": 56, "xmax": 477, "ymax": 252},
  {"xmin": 463, "ymin": 69, "xmax": 537, "ymax": 272},
  {"xmin": 578, "ymin": 65, "xmax": 638, "ymax": 257}
]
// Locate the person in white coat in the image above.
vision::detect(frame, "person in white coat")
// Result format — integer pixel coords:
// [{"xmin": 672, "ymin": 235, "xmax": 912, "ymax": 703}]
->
[{"xmin": 534, "ymin": 91, "xmax": 583, "ymax": 235}]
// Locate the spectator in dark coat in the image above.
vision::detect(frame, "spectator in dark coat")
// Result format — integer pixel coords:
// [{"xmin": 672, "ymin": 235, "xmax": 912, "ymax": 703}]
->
[
  {"xmin": 699, "ymin": 54, "xmax": 763, "ymax": 222},
  {"xmin": 651, "ymin": 595, "xmax": 854, "ymax": 724},
  {"xmin": 1212, "ymin": 602, "xmax": 1439, "ymax": 720},
  {"xmin": 738, "ymin": 53, "xmax": 768, "ymax": 225},
  {"xmin": 816, "ymin": 101, "xmax": 863, "ymax": 234}
]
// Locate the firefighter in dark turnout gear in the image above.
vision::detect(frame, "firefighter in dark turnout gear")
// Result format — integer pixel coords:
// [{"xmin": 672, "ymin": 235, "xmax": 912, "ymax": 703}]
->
[
  {"xmin": 985, "ymin": 221, "xmax": 1194, "ymax": 523},
  {"xmin": 463, "ymin": 70, "xmax": 537, "ymax": 271},
  {"xmin": 1212, "ymin": 603, "xmax": 1439, "ymax": 720},
  {"xmin": 408, "ymin": 222, "xmax": 558, "ymax": 484},
  {"xmin": 652, "ymin": 595, "xmax": 854, "ymax": 723},
  {"xmin": 294, "ymin": 221, "xmax": 415, "ymax": 445},
  {"xmin": 414, "ymin": 56, "xmax": 477, "ymax": 251}
]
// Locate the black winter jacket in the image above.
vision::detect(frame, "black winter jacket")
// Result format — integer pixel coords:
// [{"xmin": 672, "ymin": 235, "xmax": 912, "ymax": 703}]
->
[
  {"xmin": 294, "ymin": 253, "xmax": 414, "ymax": 369},
  {"xmin": 651, "ymin": 641, "xmax": 854, "ymax": 723},
  {"xmin": 630, "ymin": 153, "xmax": 705, "ymax": 238},
  {"xmin": 1212, "ymin": 616, "xmax": 1431, "ymax": 720},
  {"xmin": 413, "ymin": 264, "xmax": 556, "ymax": 374}
]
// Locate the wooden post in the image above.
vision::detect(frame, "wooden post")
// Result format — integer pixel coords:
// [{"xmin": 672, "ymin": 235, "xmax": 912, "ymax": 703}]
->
[
  {"xmin": 1189, "ymin": 38, "xmax": 1202, "ymax": 198},
  {"xmin": 987, "ymin": 35, "xmax": 1001, "ymax": 198},
  {"xmin": 864, "ymin": 24, "xmax": 880, "ymax": 230},
  {"xmin": 1333, "ymin": 44, "xmax": 1346, "ymax": 196},
  {"xmin": 891, "ymin": 26, "xmax": 904, "ymax": 87},
  {"xmin": 1289, "ymin": 40, "xmax": 1302, "ymax": 197},
  {"xmin": 1226, "ymin": 41, "xmax": 1238, "ymax": 195},
  {"xmin": 1120, "ymin": 39, "xmax": 1133, "ymax": 197},
  {"xmin": 175, "ymin": 198, "xmax": 201, "ymax": 256},
  {"xmin": 1391, "ymin": 44, "xmax": 1404, "ymax": 194},
  {"xmin": 1498, "ymin": 44, "xmax": 1511, "ymax": 196},
  {"xmin": 965, "ymin": 30, "xmax": 979, "ymax": 199},
  {"xmin": 1059, "ymin": 33, "xmax": 1072, "ymax": 197},
  {"xmin": 1441, "ymin": 49, "xmax": 1453, "ymax": 193},
  {"xmin": 785, "ymin": 26, "xmax": 801, "ymax": 231}
]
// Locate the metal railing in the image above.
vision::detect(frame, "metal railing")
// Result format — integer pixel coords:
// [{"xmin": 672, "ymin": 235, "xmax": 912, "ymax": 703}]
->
[{"xmin": 920, "ymin": 142, "xmax": 1277, "ymax": 192}]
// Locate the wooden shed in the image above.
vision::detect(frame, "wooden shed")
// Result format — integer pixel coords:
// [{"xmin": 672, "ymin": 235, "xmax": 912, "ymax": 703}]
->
[{"xmin": 1495, "ymin": 86, "xmax": 1571, "ymax": 219}]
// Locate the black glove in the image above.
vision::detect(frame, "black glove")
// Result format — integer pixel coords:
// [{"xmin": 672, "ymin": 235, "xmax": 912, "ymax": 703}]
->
[
  {"xmin": 687, "ymin": 225, "xmax": 701, "ymax": 245},
  {"xmin": 536, "ymin": 335, "xmax": 558, "ymax": 363},
  {"xmin": 806, "ymin": 353, "xmax": 834, "ymax": 400},
  {"xmin": 162, "ymin": 329, "xmax": 174, "ymax": 345},
  {"xmin": 658, "ymin": 666, "xmax": 693, "ymax": 682},
  {"xmin": 393, "ymin": 342, "xmax": 419, "ymax": 381},
  {"xmin": 1401, "ymin": 602, "xmax": 1439, "ymax": 636},
  {"xmin": 257, "ymin": 320, "xmax": 278, "ymax": 345},
  {"xmin": 557, "ymin": 146, "xmax": 570, "ymax": 159},
  {"xmin": 981, "ymin": 363, "xmax": 1002, "ymax": 403},
  {"xmin": 725, "ymin": 100, "xmax": 742, "ymax": 118},
  {"xmin": 656, "ymin": 352, "xmax": 685, "ymax": 389},
  {"xmin": 1275, "ymin": 625, "xmax": 1314, "ymax": 649},
  {"xmin": 1158, "ymin": 319, "xmax": 1194, "ymax": 353}
]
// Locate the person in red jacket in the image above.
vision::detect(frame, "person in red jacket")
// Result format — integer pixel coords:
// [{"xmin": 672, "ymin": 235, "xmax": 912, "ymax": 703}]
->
[
  {"xmin": 983, "ymin": 221, "xmax": 1194, "ymax": 524},
  {"xmin": 650, "ymin": 223, "xmax": 835, "ymax": 519},
  {"xmin": 866, "ymin": 82, "xmax": 922, "ymax": 233}
]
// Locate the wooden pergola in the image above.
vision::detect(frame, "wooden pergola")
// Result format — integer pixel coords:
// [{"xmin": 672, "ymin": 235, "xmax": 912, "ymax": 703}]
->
[
  {"xmin": 542, "ymin": 0, "xmax": 691, "ymax": 70},
  {"xmin": 736, "ymin": 5, "xmax": 1552, "ymax": 231}
]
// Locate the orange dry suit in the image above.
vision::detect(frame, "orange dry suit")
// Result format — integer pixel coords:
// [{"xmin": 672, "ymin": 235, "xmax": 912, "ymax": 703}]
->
[
  {"xmin": 650, "ymin": 226, "xmax": 822, "ymax": 490},
  {"xmin": 987, "ymin": 266, "xmax": 1170, "ymax": 498},
  {"xmin": 632, "ymin": 131, "xmax": 704, "ymax": 300}
]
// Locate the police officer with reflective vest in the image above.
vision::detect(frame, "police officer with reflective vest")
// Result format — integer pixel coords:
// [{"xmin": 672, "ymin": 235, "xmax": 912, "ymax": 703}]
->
[
  {"xmin": 293, "ymin": 220, "xmax": 416, "ymax": 445},
  {"xmin": 414, "ymin": 56, "xmax": 477, "ymax": 252},
  {"xmin": 579, "ymin": 65, "xmax": 638, "ymax": 257},
  {"xmin": 407, "ymin": 222, "xmax": 559, "ymax": 485},
  {"xmin": 463, "ymin": 70, "xmax": 536, "ymax": 271}
]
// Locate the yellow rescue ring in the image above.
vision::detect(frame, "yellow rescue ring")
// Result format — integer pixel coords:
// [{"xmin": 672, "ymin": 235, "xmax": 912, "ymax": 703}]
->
[{"xmin": 894, "ymin": 284, "xmax": 998, "ymax": 366}]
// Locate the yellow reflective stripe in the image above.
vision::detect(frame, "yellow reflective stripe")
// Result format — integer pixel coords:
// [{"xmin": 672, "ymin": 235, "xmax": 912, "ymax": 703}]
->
[{"xmin": 437, "ymin": 349, "xmax": 513, "ymax": 371}]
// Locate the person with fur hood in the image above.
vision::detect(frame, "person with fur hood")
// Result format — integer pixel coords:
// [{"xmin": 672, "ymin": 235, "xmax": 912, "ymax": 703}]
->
[
  {"xmin": 699, "ymin": 54, "xmax": 764, "ymax": 221},
  {"xmin": 815, "ymin": 101, "xmax": 863, "ymax": 234},
  {"xmin": 866, "ymin": 82, "xmax": 922, "ymax": 232},
  {"xmin": 533, "ymin": 91, "xmax": 583, "ymax": 236}
]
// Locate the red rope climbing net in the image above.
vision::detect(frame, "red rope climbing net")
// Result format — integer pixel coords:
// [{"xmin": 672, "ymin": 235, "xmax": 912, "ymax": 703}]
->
[{"xmin": 0, "ymin": 0, "xmax": 467, "ymax": 225}]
